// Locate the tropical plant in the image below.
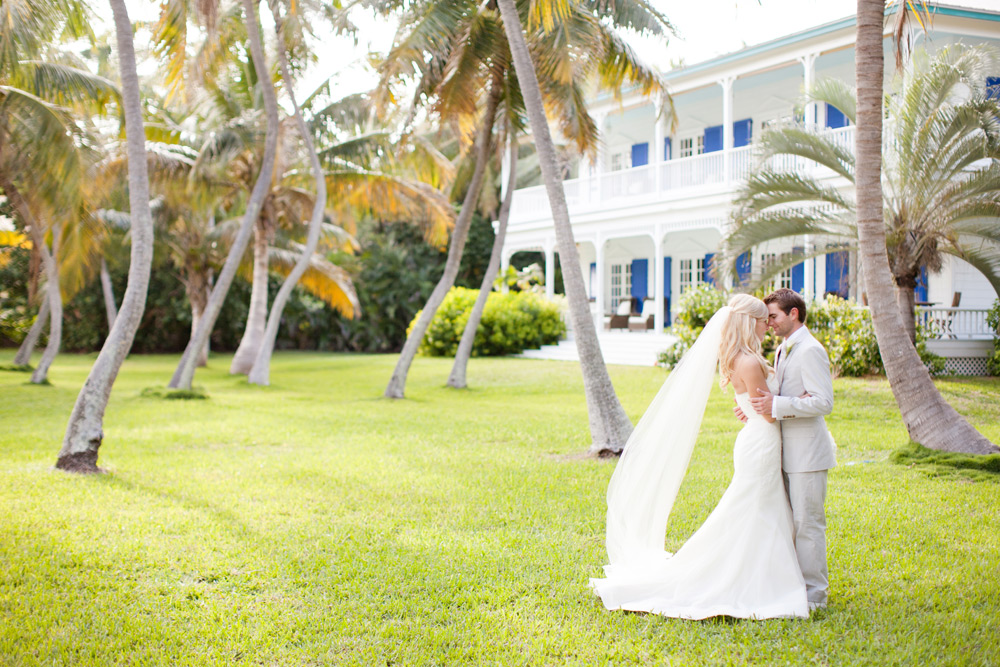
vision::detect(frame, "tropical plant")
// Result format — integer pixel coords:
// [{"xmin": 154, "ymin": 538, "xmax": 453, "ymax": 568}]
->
[
  {"xmin": 57, "ymin": 0, "xmax": 157, "ymax": 472},
  {"xmin": 852, "ymin": 0, "xmax": 996, "ymax": 455},
  {"xmin": 721, "ymin": 45, "xmax": 1000, "ymax": 347}
]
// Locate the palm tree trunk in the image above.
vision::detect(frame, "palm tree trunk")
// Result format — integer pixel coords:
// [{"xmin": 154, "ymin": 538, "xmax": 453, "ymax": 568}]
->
[
  {"xmin": 230, "ymin": 223, "xmax": 270, "ymax": 375},
  {"xmin": 56, "ymin": 0, "xmax": 157, "ymax": 472},
  {"xmin": 29, "ymin": 221, "xmax": 61, "ymax": 384},
  {"xmin": 895, "ymin": 282, "xmax": 916, "ymax": 345},
  {"xmin": 168, "ymin": 0, "xmax": 280, "ymax": 390},
  {"xmin": 100, "ymin": 258, "xmax": 117, "ymax": 330},
  {"xmin": 383, "ymin": 74, "xmax": 503, "ymax": 399},
  {"xmin": 448, "ymin": 135, "xmax": 518, "ymax": 389},
  {"xmin": 13, "ymin": 291, "xmax": 48, "ymax": 366},
  {"xmin": 185, "ymin": 268, "xmax": 210, "ymax": 367},
  {"xmin": 496, "ymin": 0, "xmax": 633, "ymax": 452},
  {"xmin": 248, "ymin": 1, "xmax": 327, "ymax": 386},
  {"xmin": 854, "ymin": 0, "xmax": 996, "ymax": 455}
]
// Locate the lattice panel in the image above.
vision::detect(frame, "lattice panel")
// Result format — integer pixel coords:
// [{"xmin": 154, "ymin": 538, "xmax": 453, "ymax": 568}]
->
[{"xmin": 943, "ymin": 356, "xmax": 989, "ymax": 376}]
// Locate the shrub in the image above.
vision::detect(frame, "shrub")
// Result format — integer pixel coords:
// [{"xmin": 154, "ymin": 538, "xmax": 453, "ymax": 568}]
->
[
  {"xmin": 986, "ymin": 299, "xmax": 1000, "ymax": 377},
  {"xmin": 658, "ymin": 284, "xmax": 729, "ymax": 369},
  {"xmin": 410, "ymin": 287, "xmax": 566, "ymax": 357}
]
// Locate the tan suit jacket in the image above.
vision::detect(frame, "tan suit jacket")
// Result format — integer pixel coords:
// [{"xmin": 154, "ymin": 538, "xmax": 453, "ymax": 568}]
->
[{"xmin": 774, "ymin": 328, "xmax": 837, "ymax": 473}]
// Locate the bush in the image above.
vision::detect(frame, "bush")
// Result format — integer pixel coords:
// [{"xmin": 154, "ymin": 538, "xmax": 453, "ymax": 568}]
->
[
  {"xmin": 657, "ymin": 284, "xmax": 728, "ymax": 369},
  {"xmin": 987, "ymin": 299, "xmax": 1000, "ymax": 377},
  {"xmin": 410, "ymin": 287, "xmax": 565, "ymax": 357}
]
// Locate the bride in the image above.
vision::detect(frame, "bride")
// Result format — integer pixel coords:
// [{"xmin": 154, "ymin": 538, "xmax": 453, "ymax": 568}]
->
[{"xmin": 591, "ymin": 294, "xmax": 808, "ymax": 620}]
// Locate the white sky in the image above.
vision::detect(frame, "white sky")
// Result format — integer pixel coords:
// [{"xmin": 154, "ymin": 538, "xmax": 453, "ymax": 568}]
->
[{"xmin": 111, "ymin": 0, "xmax": 1000, "ymax": 102}]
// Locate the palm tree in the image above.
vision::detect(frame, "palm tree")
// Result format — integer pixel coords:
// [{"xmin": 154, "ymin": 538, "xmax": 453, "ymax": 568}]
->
[
  {"xmin": 494, "ymin": 0, "xmax": 673, "ymax": 453},
  {"xmin": 167, "ymin": 0, "xmax": 280, "ymax": 391},
  {"xmin": 851, "ymin": 0, "xmax": 996, "ymax": 455},
  {"xmin": 57, "ymin": 0, "xmax": 157, "ymax": 472},
  {"xmin": 721, "ymin": 46, "xmax": 1000, "ymax": 346}
]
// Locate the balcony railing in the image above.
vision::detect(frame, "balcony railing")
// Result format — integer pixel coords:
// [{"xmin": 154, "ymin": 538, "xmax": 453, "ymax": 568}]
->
[
  {"xmin": 509, "ymin": 125, "xmax": 857, "ymax": 224},
  {"xmin": 916, "ymin": 307, "xmax": 996, "ymax": 340}
]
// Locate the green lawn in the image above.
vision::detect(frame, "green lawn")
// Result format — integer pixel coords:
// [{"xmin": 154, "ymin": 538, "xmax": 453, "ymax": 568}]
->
[{"xmin": 1, "ymin": 352, "xmax": 998, "ymax": 665}]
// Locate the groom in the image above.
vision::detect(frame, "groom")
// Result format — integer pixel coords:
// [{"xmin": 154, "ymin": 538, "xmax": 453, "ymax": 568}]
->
[{"xmin": 748, "ymin": 288, "xmax": 837, "ymax": 611}]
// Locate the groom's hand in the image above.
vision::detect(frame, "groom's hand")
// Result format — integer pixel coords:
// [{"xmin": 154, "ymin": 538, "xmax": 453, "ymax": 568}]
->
[
  {"xmin": 733, "ymin": 400, "xmax": 748, "ymax": 423},
  {"xmin": 750, "ymin": 388, "xmax": 774, "ymax": 416}
]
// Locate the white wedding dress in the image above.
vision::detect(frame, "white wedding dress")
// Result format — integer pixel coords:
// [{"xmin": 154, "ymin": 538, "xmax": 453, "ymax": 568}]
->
[{"xmin": 591, "ymin": 374, "xmax": 809, "ymax": 620}]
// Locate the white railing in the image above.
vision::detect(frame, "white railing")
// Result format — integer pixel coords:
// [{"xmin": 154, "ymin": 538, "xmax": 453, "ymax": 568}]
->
[
  {"xmin": 916, "ymin": 307, "xmax": 995, "ymax": 340},
  {"xmin": 508, "ymin": 125, "xmax": 858, "ymax": 225}
]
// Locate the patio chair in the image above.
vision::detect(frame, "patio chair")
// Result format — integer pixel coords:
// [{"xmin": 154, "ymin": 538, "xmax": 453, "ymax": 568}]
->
[
  {"xmin": 629, "ymin": 298, "xmax": 656, "ymax": 331},
  {"xmin": 933, "ymin": 292, "xmax": 961, "ymax": 338},
  {"xmin": 609, "ymin": 299, "xmax": 631, "ymax": 330}
]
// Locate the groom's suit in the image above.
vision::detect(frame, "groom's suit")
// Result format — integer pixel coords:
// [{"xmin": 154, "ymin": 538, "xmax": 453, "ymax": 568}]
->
[{"xmin": 773, "ymin": 326, "xmax": 836, "ymax": 606}]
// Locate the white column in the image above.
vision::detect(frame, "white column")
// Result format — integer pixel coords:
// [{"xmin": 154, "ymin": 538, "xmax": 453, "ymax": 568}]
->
[
  {"xmin": 720, "ymin": 76, "xmax": 735, "ymax": 182},
  {"xmin": 803, "ymin": 234, "xmax": 814, "ymax": 300},
  {"xmin": 500, "ymin": 135, "xmax": 512, "ymax": 199},
  {"xmin": 544, "ymin": 240, "xmax": 555, "ymax": 300},
  {"xmin": 589, "ymin": 112, "xmax": 607, "ymax": 205},
  {"xmin": 653, "ymin": 101, "xmax": 665, "ymax": 195},
  {"xmin": 653, "ymin": 228, "xmax": 664, "ymax": 332},
  {"xmin": 594, "ymin": 236, "xmax": 606, "ymax": 330},
  {"xmin": 500, "ymin": 250, "xmax": 512, "ymax": 294},
  {"xmin": 799, "ymin": 53, "xmax": 818, "ymax": 129}
]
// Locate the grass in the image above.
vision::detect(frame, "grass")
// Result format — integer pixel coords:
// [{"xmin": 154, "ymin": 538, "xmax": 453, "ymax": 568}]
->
[{"xmin": 1, "ymin": 351, "xmax": 998, "ymax": 666}]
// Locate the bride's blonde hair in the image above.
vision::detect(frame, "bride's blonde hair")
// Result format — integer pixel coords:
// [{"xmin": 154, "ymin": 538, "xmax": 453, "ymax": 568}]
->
[{"xmin": 718, "ymin": 294, "xmax": 770, "ymax": 389}]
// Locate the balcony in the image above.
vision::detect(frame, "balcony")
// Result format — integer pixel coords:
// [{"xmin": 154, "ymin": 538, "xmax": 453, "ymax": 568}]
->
[{"xmin": 508, "ymin": 126, "xmax": 856, "ymax": 226}]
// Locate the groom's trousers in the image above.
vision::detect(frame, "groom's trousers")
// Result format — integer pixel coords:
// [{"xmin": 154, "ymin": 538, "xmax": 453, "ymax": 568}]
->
[{"xmin": 784, "ymin": 471, "xmax": 829, "ymax": 605}]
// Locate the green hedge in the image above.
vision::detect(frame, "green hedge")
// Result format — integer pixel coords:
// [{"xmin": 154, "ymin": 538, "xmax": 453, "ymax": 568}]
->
[
  {"xmin": 410, "ymin": 287, "xmax": 566, "ymax": 357},
  {"xmin": 658, "ymin": 286, "xmax": 945, "ymax": 377},
  {"xmin": 987, "ymin": 299, "xmax": 1000, "ymax": 376}
]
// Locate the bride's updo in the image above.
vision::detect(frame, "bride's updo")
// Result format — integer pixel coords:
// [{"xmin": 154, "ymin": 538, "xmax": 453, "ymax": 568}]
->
[{"xmin": 718, "ymin": 294, "xmax": 770, "ymax": 389}]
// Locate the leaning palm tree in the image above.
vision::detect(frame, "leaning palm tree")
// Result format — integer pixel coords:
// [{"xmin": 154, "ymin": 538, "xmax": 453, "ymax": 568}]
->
[
  {"xmin": 721, "ymin": 45, "xmax": 1000, "ymax": 347},
  {"xmin": 57, "ymin": 0, "xmax": 157, "ymax": 472},
  {"xmin": 847, "ymin": 0, "xmax": 996, "ymax": 456},
  {"xmin": 495, "ymin": 0, "xmax": 673, "ymax": 452}
]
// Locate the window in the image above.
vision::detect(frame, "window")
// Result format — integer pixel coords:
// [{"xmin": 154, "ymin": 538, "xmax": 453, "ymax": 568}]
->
[
  {"xmin": 610, "ymin": 151, "xmax": 630, "ymax": 171},
  {"xmin": 678, "ymin": 135, "xmax": 704, "ymax": 158},
  {"xmin": 761, "ymin": 252, "xmax": 793, "ymax": 290},
  {"xmin": 678, "ymin": 257, "xmax": 706, "ymax": 294},
  {"xmin": 610, "ymin": 262, "xmax": 632, "ymax": 310},
  {"xmin": 761, "ymin": 115, "xmax": 795, "ymax": 132}
]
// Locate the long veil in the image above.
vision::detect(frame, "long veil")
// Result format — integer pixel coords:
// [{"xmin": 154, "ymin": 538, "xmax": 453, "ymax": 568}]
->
[{"xmin": 602, "ymin": 306, "xmax": 733, "ymax": 575}]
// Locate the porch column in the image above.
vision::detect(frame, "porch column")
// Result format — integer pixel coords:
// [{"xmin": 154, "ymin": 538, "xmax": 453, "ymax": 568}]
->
[
  {"xmin": 544, "ymin": 239, "xmax": 555, "ymax": 300},
  {"xmin": 803, "ymin": 234, "xmax": 814, "ymax": 300},
  {"xmin": 720, "ymin": 76, "xmax": 735, "ymax": 182},
  {"xmin": 653, "ymin": 227, "xmax": 664, "ymax": 332},
  {"xmin": 594, "ymin": 236, "xmax": 606, "ymax": 330},
  {"xmin": 500, "ymin": 249, "xmax": 512, "ymax": 294},
  {"xmin": 589, "ymin": 112, "xmax": 607, "ymax": 205},
  {"xmin": 799, "ymin": 53, "xmax": 818, "ymax": 129},
  {"xmin": 500, "ymin": 135, "xmax": 513, "ymax": 199}
]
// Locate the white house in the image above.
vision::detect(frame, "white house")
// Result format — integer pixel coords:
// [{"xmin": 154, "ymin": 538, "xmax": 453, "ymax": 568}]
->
[{"xmin": 502, "ymin": 2, "xmax": 1000, "ymax": 372}]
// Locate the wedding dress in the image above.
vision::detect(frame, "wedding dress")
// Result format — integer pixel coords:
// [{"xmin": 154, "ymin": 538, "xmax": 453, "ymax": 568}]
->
[{"xmin": 591, "ymin": 307, "xmax": 808, "ymax": 620}]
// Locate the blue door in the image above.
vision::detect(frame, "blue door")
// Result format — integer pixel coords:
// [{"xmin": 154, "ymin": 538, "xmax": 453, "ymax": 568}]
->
[
  {"xmin": 704, "ymin": 126, "xmax": 723, "ymax": 153},
  {"xmin": 791, "ymin": 246, "xmax": 804, "ymax": 292},
  {"xmin": 987, "ymin": 77, "xmax": 1000, "ymax": 99},
  {"xmin": 914, "ymin": 266, "xmax": 928, "ymax": 303},
  {"xmin": 825, "ymin": 250, "xmax": 849, "ymax": 298},
  {"xmin": 631, "ymin": 142, "xmax": 649, "ymax": 168},
  {"xmin": 826, "ymin": 104, "xmax": 849, "ymax": 129},
  {"xmin": 736, "ymin": 252, "xmax": 752, "ymax": 285},
  {"xmin": 631, "ymin": 259, "xmax": 648, "ymax": 299},
  {"xmin": 663, "ymin": 257, "xmax": 672, "ymax": 326},
  {"xmin": 704, "ymin": 253, "xmax": 715, "ymax": 285},
  {"xmin": 733, "ymin": 119, "xmax": 752, "ymax": 147}
]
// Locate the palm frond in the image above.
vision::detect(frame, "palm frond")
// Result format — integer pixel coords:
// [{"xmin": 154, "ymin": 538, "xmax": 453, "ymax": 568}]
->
[{"xmin": 266, "ymin": 244, "xmax": 361, "ymax": 317}]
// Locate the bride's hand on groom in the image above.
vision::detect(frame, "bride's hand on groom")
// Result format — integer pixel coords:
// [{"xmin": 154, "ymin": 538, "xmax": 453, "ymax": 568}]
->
[{"xmin": 733, "ymin": 400, "xmax": 748, "ymax": 423}]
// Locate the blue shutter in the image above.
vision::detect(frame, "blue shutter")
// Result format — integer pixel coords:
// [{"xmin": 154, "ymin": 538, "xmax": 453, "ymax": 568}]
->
[
  {"xmin": 987, "ymin": 77, "xmax": 1000, "ymax": 100},
  {"xmin": 704, "ymin": 125, "xmax": 723, "ymax": 153},
  {"xmin": 631, "ymin": 259, "xmax": 648, "ymax": 299},
  {"xmin": 704, "ymin": 253, "xmax": 716, "ymax": 285},
  {"xmin": 733, "ymin": 118, "xmax": 753, "ymax": 147},
  {"xmin": 631, "ymin": 142, "xmax": 649, "ymax": 167},
  {"xmin": 736, "ymin": 252, "xmax": 752, "ymax": 285},
  {"xmin": 664, "ymin": 137, "xmax": 672, "ymax": 161},
  {"xmin": 825, "ymin": 250, "xmax": 849, "ymax": 298},
  {"xmin": 589, "ymin": 262, "xmax": 596, "ymax": 298},
  {"xmin": 663, "ymin": 257, "xmax": 672, "ymax": 326},
  {"xmin": 914, "ymin": 266, "xmax": 928, "ymax": 303},
  {"xmin": 826, "ymin": 103, "xmax": 848, "ymax": 129},
  {"xmin": 791, "ymin": 246, "xmax": 804, "ymax": 292}
]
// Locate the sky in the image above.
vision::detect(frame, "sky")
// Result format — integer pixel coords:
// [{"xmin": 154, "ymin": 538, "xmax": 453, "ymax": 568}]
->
[{"xmin": 110, "ymin": 0, "xmax": 1000, "ymax": 102}]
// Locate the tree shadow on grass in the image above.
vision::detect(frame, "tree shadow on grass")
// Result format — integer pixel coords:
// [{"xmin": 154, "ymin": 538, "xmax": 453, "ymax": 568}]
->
[{"xmin": 890, "ymin": 441, "xmax": 1000, "ymax": 482}]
